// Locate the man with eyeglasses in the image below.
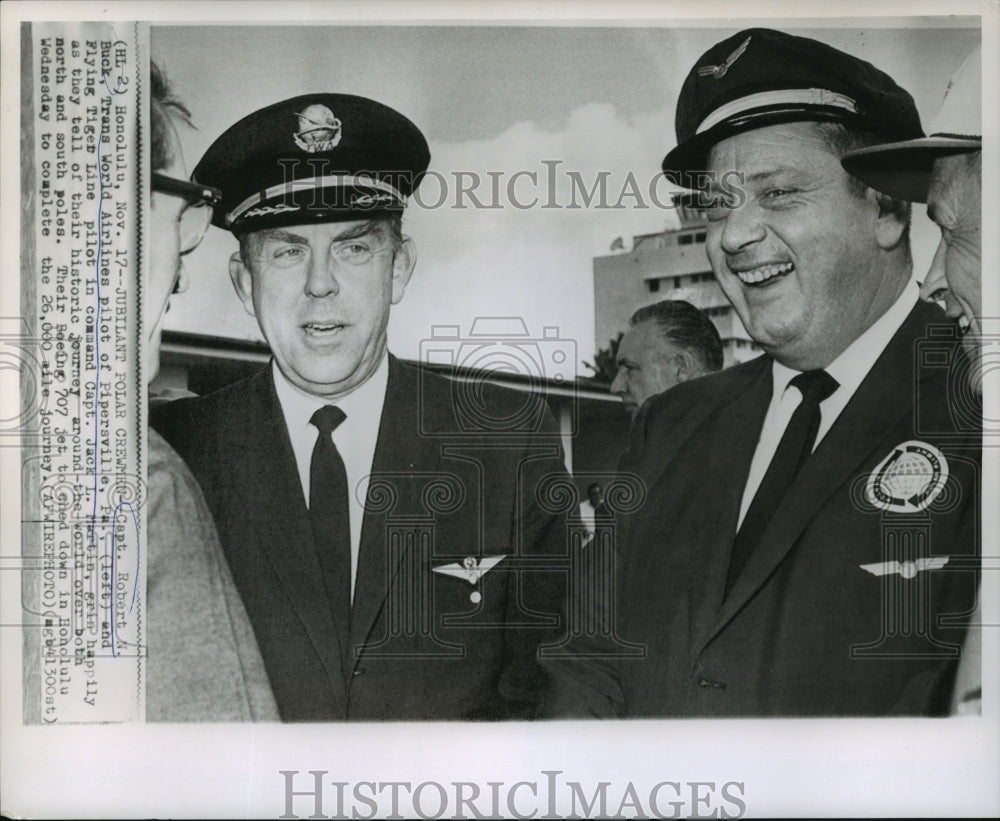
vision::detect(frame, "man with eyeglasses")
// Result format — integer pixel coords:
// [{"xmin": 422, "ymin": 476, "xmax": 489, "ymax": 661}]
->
[
  {"xmin": 145, "ymin": 62, "xmax": 277, "ymax": 721},
  {"xmin": 152, "ymin": 93, "xmax": 568, "ymax": 721}
]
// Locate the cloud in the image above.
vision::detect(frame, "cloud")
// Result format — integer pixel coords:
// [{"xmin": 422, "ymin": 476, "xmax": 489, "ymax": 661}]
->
[{"xmin": 394, "ymin": 100, "xmax": 680, "ymax": 369}]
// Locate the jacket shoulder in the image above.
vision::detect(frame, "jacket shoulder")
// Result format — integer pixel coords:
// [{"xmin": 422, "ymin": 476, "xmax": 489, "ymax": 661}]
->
[
  {"xmin": 394, "ymin": 358, "xmax": 559, "ymax": 434},
  {"xmin": 151, "ymin": 368, "xmax": 268, "ymax": 453},
  {"xmin": 645, "ymin": 355, "xmax": 767, "ymax": 423}
]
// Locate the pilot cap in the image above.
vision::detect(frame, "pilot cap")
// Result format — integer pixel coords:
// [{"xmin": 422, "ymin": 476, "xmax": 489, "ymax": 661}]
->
[
  {"xmin": 193, "ymin": 93, "xmax": 430, "ymax": 234},
  {"xmin": 662, "ymin": 28, "xmax": 924, "ymax": 188}
]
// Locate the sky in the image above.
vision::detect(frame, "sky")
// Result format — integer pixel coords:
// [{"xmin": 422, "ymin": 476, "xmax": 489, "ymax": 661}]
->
[{"xmin": 154, "ymin": 20, "xmax": 981, "ymax": 370}]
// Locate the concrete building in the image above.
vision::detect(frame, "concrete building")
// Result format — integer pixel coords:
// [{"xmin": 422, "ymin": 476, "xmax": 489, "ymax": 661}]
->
[{"xmin": 594, "ymin": 205, "xmax": 761, "ymax": 367}]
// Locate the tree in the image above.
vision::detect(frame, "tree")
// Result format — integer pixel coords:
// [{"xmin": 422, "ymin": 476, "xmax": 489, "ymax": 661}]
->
[{"xmin": 582, "ymin": 332, "xmax": 622, "ymax": 384}]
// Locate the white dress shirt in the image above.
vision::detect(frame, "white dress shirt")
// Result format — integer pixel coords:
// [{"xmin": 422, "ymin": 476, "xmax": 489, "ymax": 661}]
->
[
  {"xmin": 737, "ymin": 280, "xmax": 919, "ymax": 529},
  {"xmin": 272, "ymin": 354, "xmax": 389, "ymax": 599}
]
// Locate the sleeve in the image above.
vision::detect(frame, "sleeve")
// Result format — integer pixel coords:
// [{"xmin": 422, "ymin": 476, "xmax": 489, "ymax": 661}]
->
[
  {"xmin": 494, "ymin": 398, "xmax": 574, "ymax": 717},
  {"xmin": 145, "ymin": 430, "xmax": 280, "ymax": 722},
  {"xmin": 949, "ymin": 587, "xmax": 982, "ymax": 715},
  {"xmin": 536, "ymin": 402, "xmax": 657, "ymax": 719}
]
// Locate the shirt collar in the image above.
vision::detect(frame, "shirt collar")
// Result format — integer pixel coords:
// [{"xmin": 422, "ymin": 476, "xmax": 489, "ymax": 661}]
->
[
  {"xmin": 771, "ymin": 279, "xmax": 919, "ymax": 399},
  {"xmin": 272, "ymin": 353, "xmax": 390, "ymax": 432}
]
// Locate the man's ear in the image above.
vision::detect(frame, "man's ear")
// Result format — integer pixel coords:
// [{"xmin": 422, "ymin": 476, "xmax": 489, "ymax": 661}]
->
[
  {"xmin": 673, "ymin": 349, "xmax": 698, "ymax": 383},
  {"xmin": 873, "ymin": 190, "xmax": 910, "ymax": 250},
  {"xmin": 228, "ymin": 252, "xmax": 258, "ymax": 318},
  {"xmin": 390, "ymin": 236, "xmax": 417, "ymax": 305}
]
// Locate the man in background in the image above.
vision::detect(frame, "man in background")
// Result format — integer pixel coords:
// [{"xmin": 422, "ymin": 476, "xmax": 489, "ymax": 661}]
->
[
  {"xmin": 611, "ymin": 299, "xmax": 724, "ymax": 417},
  {"xmin": 578, "ymin": 482, "xmax": 606, "ymax": 537},
  {"xmin": 842, "ymin": 46, "xmax": 983, "ymax": 715}
]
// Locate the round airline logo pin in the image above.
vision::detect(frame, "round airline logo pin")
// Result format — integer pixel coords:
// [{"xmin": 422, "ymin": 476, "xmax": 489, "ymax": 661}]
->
[
  {"xmin": 865, "ymin": 440, "xmax": 948, "ymax": 513},
  {"xmin": 294, "ymin": 104, "xmax": 343, "ymax": 152}
]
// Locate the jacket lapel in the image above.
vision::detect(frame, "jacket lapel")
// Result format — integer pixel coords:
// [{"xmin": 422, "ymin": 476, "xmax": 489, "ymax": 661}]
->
[
  {"xmin": 236, "ymin": 367, "xmax": 348, "ymax": 692},
  {"xmin": 631, "ymin": 358, "xmax": 770, "ymax": 495},
  {"xmin": 706, "ymin": 301, "xmax": 940, "ymax": 648},
  {"xmin": 349, "ymin": 357, "xmax": 445, "ymax": 665},
  {"xmin": 683, "ymin": 360, "xmax": 772, "ymax": 655}
]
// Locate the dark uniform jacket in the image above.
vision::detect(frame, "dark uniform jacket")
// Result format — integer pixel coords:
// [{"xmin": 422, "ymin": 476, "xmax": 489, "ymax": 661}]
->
[
  {"xmin": 153, "ymin": 356, "xmax": 568, "ymax": 721},
  {"xmin": 546, "ymin": 300, "xmax": 979, "ymax": 717}
]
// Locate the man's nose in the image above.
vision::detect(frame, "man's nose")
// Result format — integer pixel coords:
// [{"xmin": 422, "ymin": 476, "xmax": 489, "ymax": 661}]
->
[
  {"xmin": 172, "ymin": 262, "xmax": 189, "ymax": 295},
  {"xmin": 305, "ymin": 251, "xmax": 341, "ymax": 297},
  {"xmin": 717, "ymin": 200, "xmax": 766, "ymax": 256},
  {"xmin": 919, "ymin": 237, "xmax": 949, "ymax": 306},
  {"xmin": 610, "ymin": 369, "xmax": 627, "ymax": 396}
]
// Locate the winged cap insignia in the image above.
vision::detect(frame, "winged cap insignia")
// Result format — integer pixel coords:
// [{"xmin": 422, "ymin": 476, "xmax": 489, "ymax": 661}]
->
[{"xmin": 697, "ymin": 36, "xmax": 752, "ymax": 79}]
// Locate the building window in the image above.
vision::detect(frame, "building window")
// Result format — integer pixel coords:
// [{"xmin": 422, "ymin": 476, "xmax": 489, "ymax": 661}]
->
[
  {"xmin": 679, "ymin": 234, "xmax": 694, "ymax": 245},
  {"xmin": 695, "ymin": 232, "xmax": 707, "ymax": 243},
  {"xmin": 647, "ymin": 279, "xmax": 661, "ymax": 293},
  {"xmin": 674, "ymin": 277, "xmax": 682, "ymax": 289}
]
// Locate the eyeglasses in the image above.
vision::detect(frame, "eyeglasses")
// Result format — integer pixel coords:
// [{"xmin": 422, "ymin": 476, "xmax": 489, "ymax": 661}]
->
[{"xmin": 152, "ymin": 173, "xmax": 223, "ymax": 255}]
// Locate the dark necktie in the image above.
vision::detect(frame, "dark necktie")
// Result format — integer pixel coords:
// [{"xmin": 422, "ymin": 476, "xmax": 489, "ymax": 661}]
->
[
  {"xmin": 309, "ymin": 405, "xmax": 352, "ymax": 673},
  {"xmin": 726, "ymin": 369, "xmax": 839, "ymax": 596}
]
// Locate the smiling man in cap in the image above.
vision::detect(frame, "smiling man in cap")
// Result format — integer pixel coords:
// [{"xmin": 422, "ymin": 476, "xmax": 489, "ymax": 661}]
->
[
  {"xmin": 153, "ymin": 93, "xmax": 568, "ymax": 721},
  {"xmin": 546, "ymin": 29, "xmax": 979, "ymax": 718}
]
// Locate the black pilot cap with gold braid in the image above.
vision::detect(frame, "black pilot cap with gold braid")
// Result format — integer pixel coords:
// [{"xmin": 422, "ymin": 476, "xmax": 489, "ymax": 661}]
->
[
  {"xmin": 662, "ymin": 28, "xmax": 924, "ymax": 189},
  {"xmin": 193, "ymin": 93, "xmax": 430, "ymax": 235}
]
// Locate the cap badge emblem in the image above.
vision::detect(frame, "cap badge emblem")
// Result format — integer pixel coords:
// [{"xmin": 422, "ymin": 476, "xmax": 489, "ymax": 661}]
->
[
  {"xmin": 697, "ymin": 35, "xmax": 751, "ymax": 79},
  {"xmin": 294, "ymin": 104, "xmax": 343, "ymax": 152}
]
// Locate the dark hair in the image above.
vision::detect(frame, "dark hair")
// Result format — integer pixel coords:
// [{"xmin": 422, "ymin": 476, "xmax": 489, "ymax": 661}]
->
[
  {"xmin": 630, "ymin": 299, "xmax": 724, "ymax": 373},
  {"xmin": 150, "ymin": 60, "xmax": 192, "ymax": 172}
]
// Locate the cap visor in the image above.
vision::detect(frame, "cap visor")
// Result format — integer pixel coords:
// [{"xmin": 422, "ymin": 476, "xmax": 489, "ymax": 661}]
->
[
  {"xmin": 219, "ymin": 184, "xmax": 404, "ymax": 232},
  {"xmin": 841, "ymin": 137, "xmax": 981, "ymax": 203},
  {"xmin": 663, "ymin": 107, "xmax": 873, "ymax": 186}
]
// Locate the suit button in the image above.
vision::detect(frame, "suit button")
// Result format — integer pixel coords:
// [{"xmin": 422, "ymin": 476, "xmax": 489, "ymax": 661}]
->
[{"xmin": 697, "ymin": 676, "xmax": 726, "ymax": 690}]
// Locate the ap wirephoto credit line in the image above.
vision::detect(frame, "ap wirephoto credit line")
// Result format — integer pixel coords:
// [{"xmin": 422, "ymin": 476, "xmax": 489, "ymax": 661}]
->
[{"xmin": 21, "ymin": 21, "xmax": 144, "ymax": 724}]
